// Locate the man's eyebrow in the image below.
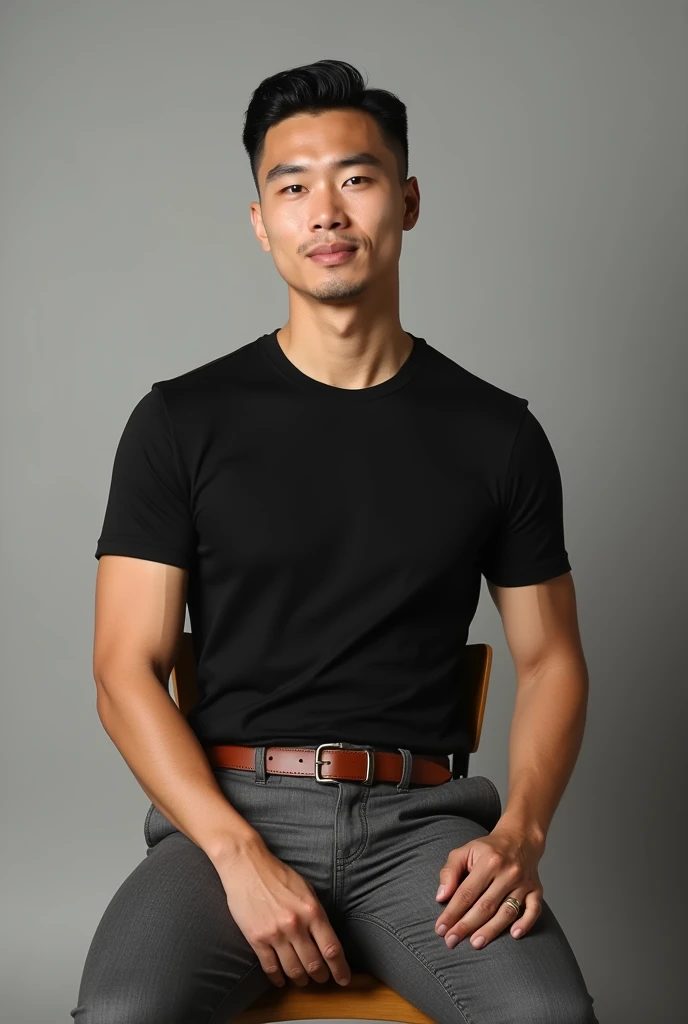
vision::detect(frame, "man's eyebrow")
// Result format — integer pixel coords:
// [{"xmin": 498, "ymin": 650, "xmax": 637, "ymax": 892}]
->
[{"xmin": 264, "ymin": 151, "xmax": 384, "ymax": 187}]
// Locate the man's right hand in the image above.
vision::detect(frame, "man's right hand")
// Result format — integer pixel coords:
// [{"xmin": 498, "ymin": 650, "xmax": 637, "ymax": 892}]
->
[{"xmin": 213, "ymin": 836, "xmax": 352, "ymax": 989}]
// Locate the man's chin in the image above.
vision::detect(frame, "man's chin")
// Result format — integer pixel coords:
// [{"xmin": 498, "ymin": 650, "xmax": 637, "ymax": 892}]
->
[{"xmin": 307, "ymin": 278, "xmax": 369, "ymax": 302}]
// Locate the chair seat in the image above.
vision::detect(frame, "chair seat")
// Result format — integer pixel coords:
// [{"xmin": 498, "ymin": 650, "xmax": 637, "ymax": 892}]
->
[{"xmin": 231, "ymin": 970, "xmax": 437, "ymax": 1023}]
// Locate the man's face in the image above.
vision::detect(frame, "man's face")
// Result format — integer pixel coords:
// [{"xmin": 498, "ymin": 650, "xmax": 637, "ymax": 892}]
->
[{"xmin": 250, "ymin": 108, "xmax": 419, "ymax": 302}]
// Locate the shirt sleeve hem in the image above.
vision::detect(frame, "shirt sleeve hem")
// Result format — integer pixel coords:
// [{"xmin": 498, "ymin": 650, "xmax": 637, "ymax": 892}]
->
[
  {"xmin": 94, "ymin": 535, "xmax": 191, "ymax": 570},
  {"xmin": 483, "ymin": 556, "xmax": 571, "ymax": 588}
]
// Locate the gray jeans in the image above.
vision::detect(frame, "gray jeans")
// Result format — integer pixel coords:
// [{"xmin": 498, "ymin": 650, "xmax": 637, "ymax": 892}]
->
[{"xmin": 70, "ymin": 745, "xmax": 599, "ymax": 1023}]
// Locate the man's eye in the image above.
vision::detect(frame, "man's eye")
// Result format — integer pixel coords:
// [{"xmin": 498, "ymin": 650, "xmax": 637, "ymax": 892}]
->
[{"xmin": 280, "ymin": 176, "xmax": 369, "ymax": 195}]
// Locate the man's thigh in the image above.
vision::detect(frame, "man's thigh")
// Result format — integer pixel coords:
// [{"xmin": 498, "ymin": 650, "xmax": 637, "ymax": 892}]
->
[
  {"xmin": 337, "ymin": 775, "xmax": 599, "ymax": 1024},
  {"xmin": 69, "ymin": 807, "xmax": 271, "ymax": 1024},
  {"xmin": 70, "ymin": 760, "xmax": 353, "ymax": 1023}
]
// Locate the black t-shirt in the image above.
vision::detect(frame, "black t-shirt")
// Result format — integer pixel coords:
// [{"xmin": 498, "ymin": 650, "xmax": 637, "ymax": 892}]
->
[{"xmin": 95, "ymin": 328, "xmax": 571, "ymax": 756}]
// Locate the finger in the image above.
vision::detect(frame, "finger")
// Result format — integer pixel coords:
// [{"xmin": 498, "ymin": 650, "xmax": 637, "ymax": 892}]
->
[
  {"xmin": 252, "ymin": 940, "xmax": 287, "ymax": 988},
  {"xmin": 435, "ymin": 866, "xmax": 493, "ymax": 935},
  {"xmin": 436, "ymin": 846, "xmax": 470, "ymax": 902},
  {"xmin": 309, "ymin": 916, "xmax": 352, "ymax": 986},
  {"xmin": 439, "ymin": 875, "xmax": 510, "ymax": 943},
  {"xmin": 464, "ymin": 888, "xmax": 530, "ymax": 949},
  {"xmin": 510, "ymin": 889, "xmax": 542, "ymax": 939},
  {"xmin": 291, "ymin": 929, "xmax": 335, "ymax": 985},
  {"xmin": 272, "ymin": 936, "xmax": 313, "ymax": 987}
]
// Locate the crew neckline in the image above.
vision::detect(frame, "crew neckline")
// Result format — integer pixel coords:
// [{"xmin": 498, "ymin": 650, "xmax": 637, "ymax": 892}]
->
[{"xmin": 258, "ymin": 327, "xmax": 428, "ymax": 401}]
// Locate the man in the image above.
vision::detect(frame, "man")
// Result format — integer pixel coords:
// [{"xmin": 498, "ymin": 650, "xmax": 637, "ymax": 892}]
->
[{"xmin": 71, "ymin": 59, "xmax": 598, "ymax": 1023}]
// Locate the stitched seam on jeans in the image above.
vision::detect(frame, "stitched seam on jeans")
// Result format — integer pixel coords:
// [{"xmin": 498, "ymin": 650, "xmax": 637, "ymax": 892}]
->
[
  {"xmin": 341, "ymin": 787, "xmax": 370, "ymax": 865},
  {"xmin": 205, "ymin": 960, "xmax": 265, "ymax": 1024},
  {"xmin": 346, "ymin": 911, "xmax": 474, "ymax": 1024},
  {"xmin": 143, "ymin": 802, "xmax": 155, "ymax": 847}
]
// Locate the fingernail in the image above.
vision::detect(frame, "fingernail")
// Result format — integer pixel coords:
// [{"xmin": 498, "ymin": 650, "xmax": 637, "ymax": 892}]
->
[
  {"xmin": 436, "ymin": 923, "xmax": 447, "ymax": 936},
  {"xmin": 513, "ymin": 928, "xmax": 523, "ymax": 938},
  {"xmin": 436, "ymin": 885, "xmax": 445, "ymax": 899},
  {"xmin": 446, "ymin": 934, "xmax": 459, "ymax": 949},
  {"xmin": 340, "ymin": 977, "xmax": 350, "ymax": 985},
  {"xmin": 472, "ymin": 935, "xmax": 486, "ymax": 949}
]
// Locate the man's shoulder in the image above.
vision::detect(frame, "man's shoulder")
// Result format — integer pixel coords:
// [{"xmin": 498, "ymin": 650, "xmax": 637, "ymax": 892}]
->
[
  {"xmin": 422, "ymin": 340, "xmax": 529, "ymax": 428},
  {"xmin": 151, "ymin": 333, "xmax": 266, "ymax": 401}
]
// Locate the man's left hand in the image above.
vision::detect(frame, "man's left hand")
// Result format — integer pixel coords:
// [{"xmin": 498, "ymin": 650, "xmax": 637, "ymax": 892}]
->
[{"xmin": 434, "ymin": 823, "xmax": 545, "ymax": 950}]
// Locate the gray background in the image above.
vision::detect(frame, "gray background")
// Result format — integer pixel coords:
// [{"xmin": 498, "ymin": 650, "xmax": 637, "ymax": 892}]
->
[{"xmin": 1, "ymin": 1, "xmax": 686, "ymax": 1021}]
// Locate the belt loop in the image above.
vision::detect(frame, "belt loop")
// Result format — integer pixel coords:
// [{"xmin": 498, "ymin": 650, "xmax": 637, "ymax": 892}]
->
[
  {"xmin": 396, "ymin": 747, "xmax": 413, "ymax": 792},
  {"xmin": 254, "ymin": 745, "xmax": 268, "ymax": 785}
]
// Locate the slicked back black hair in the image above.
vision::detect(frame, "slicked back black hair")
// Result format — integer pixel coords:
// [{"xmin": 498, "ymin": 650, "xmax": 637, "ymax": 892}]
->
[{"xmin": 242, "ymin": 59, "xmax": 409, "ymax": 199}]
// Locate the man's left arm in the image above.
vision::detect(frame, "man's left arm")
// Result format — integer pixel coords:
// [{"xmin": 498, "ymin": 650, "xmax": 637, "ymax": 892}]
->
[
  {"xmin": 488, "ymin": 568, "xmax": 589, "ymax": 850},
  {"xmin": 434, "ymin": 569, "xmax": 589, "ymax": 950}
]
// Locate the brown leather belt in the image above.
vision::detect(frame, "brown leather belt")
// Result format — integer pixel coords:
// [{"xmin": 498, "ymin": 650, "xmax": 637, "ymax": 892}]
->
[{"xmin": 204, "ymin": 742, "xmax": 453, "ymax": 786}]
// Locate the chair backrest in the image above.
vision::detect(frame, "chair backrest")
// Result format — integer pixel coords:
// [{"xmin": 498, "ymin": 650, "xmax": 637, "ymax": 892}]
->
[{"xmin": 170, "ymin": 633, "xmax": 492, "ymax": 769}]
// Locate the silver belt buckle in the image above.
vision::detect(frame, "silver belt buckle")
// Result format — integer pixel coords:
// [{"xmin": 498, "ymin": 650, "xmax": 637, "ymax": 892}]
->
[{"xmin": 314, "ymin": 742, "xmax": 375, "ymax": 785}]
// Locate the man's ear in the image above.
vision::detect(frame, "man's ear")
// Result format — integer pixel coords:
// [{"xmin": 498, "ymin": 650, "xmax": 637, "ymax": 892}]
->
[{"xmin": 249, "ymin": 201, "xmax": 271, "ymax": 253}]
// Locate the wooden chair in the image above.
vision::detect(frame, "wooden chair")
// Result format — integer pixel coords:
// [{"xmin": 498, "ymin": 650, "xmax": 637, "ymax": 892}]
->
[{"xmin": 170, "ymin": 632, "xmax": 493, "ymax": 1024}]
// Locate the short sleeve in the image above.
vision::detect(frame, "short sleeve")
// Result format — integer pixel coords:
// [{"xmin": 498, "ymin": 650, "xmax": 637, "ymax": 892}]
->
[
  {"xmin": 94, "ymin": 386, "xmax": 195, "ymax": 570},
  {"xmin": 479, "ymin": 404, "xmax": 571, "ymax": 587}
]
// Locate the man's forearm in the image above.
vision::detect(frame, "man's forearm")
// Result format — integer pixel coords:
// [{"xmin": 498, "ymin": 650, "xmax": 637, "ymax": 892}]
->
[
  {"xmin": 96, "ymin": 671, "xmax": 263, "ymax": 866},
  {"xmin": 497, "ymin": 656, "xmax": 589, "ymax": 850}
]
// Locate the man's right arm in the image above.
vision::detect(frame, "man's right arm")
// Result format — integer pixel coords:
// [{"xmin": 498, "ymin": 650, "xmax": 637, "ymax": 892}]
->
[
  {"xmin": 93, "ymin": 553, "xmax": 262, "ymax": 866},
  {"xmin": 93, "ymin": 552, "xmax": 353, "ymax": 989}
]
